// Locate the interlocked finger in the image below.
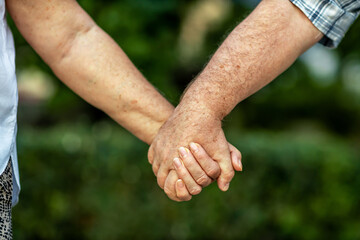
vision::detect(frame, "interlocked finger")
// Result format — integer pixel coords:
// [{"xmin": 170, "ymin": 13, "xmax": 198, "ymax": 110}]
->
[
  {"xmin": 189, "ymin": 143, "xmax": 221, "ymax": 180},
  {"xmin": 173, "ymin": 157, "xmax": 202, "ymax": 196},
  {"xmin": 178, "ymin": 147, "xmax": 212, "ymax": 187}
]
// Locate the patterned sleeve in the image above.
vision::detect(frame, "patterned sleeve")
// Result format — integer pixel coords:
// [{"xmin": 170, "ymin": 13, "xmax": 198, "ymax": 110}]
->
[{"xmin": 289, "ymin": 0, "xmax": 360, "ymax": 48}]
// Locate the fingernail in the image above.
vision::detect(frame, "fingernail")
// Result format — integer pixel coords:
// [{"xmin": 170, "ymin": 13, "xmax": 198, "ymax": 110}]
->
[
  {"xmin": 238, "ymin": 158, "xmax": 243, "ymax": 171},
  {"xmin": 174, "ymin": 158, "xmax": 182, "ymax": 169},
  {"xmin": 179, "ymin": 147, "xmax": 188, "ymax": 157},
  {"xmin": 177, "ymin": 179, "xmax": 184, "ymax": 188},
  {"xmin": 232, "ymin": 153, "xmax": 242, "ymax": 172},
  {"xmin": 224, "ymin": 183, "xmax": 230, "ymax": 191},
  {"xmin": 190, "ymin": 142, "xmax": 198, "ymax": 152}
]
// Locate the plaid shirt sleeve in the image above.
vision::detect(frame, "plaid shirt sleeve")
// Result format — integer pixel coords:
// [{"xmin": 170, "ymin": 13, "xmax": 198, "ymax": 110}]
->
[{"xmin": 289, "ymin": 0, "xmax": 360, "ymax": 48}]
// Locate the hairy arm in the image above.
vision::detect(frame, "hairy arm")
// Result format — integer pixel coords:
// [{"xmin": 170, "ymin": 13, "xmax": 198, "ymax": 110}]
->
[
  {"xmin": 6, "ymin": 0, "xmax": 174, "ymax": 144},
  {"xmin": 180, "ymin": 0, "xmax": 323, "ymax": 119},
  {"xmin": 149, "ymin": 0, "xmax": 323, "ymax": 194}
]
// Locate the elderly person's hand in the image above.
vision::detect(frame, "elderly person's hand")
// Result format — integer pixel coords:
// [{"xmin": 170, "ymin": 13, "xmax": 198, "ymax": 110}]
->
[
  {"xmin": 148, "ymin": 103, "xmax": 242, "ymax": 201},
  {"xmin": 163, "ymin": 143, "xmax": 242, "ymax": 201}
]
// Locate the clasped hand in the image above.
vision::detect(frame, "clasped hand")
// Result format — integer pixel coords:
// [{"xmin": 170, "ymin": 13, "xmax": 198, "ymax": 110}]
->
[{"xmin": 148, "ymin": 104, "xmax": 242, "ymax": 201}]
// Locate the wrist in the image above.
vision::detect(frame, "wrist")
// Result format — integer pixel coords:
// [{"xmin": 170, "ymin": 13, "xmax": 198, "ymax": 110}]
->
[
  {"xmin": 111, "ymin": 100, "xmax": 174, "ymax": 145},
  {"xmin": 178, "ymin": 88, "xmax": 228, "ymax": 121},
  {"xmin": 174, "ymin": 98, "xmax": 223, "ymax": 124}
]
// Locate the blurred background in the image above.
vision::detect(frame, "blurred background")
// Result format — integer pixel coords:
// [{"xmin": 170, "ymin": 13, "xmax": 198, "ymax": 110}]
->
[{"xmin": 7, "ymin": 0, "xmax": 360, "ymax": 239}]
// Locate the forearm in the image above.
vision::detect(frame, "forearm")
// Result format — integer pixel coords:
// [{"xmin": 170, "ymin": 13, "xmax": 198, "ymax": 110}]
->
[
  {"xmin": 179, "ymin": 0, "xmax": 323, "ymax": 119},
  {"xmin": 7, "ymin": 0, "xmax": 174, "ymax": 144},
  {"xmin": 50, "ymin": 26, "xmax": 174, "ymax": 144}
]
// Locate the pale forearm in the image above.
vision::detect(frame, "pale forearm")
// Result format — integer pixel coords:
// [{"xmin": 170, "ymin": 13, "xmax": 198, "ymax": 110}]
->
[
  {"xmin": 50, "ymin": 25, "xmax": 174, "ymax": 144},
  {"xmin": 180, "ymin": 0, "xmax": 323, "ymax": 119},
  {"xmin": 7, "ymin": 0, "xmax": 174, "ymax": 144}
]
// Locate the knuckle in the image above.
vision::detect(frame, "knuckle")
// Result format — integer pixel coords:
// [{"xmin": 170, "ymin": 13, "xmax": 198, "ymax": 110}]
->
[
  {"xmin": 157, "ymin": 176, "xmax": 166, "ymax": 189},
  {"xmin": 207, "ymin": 166, "xmax": 221, "ymax": 178},
  {"xmin": 169, "ymin": 195, "xmax": 181, "ymax": 202},
  {"xmin": 164, "ymin": 186, "xmax": 173, "ymax": 196},
  {"xmin": 194, "ymin": 150, "xmax": 206, "ymax": 160},
  {"xmin": 180, "ymin": 195, "xmax": 192, "ymax": 201},
  {"xmin": 152, "ymin": 164, "xmax": 159, "ymax": 176},
  {"xmin": 196, "ymin": 174, "xmax": 211, "ymax": 186},
  {"xmin": 223, "ymin": 170, "xmax": 235, "ymax": 180},
  {"xmin": 189, "ymin": 186, "xmax": 202, "ymax": 195},
  {"xmin": 178, "ymin": 192, "xmax": 191, "ymax": 201}
]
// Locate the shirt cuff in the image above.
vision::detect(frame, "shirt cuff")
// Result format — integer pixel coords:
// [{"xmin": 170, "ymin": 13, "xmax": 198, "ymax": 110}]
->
[{"xmin": 289, "ymin": 0, "xmax": 359, "ymax": 48}]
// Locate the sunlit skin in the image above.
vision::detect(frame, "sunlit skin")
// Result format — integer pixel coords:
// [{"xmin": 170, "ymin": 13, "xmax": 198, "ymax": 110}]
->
[
  {"xmin": 6, "ymin": 0, "xmax": 242, "ymax": 202},
  {"xmin": 149, "ymin": 0, "xmax": 324, "ymax": 200}
]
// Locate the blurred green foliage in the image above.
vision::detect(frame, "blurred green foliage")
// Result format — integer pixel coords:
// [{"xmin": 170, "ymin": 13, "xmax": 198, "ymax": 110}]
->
[
  {"xmin": 13, "ymin": 124, "xmax": 360, "ymax": 239},
  {"xmin": 7, "ymin": 0, "xmax": 360, "ymax": 239}
]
